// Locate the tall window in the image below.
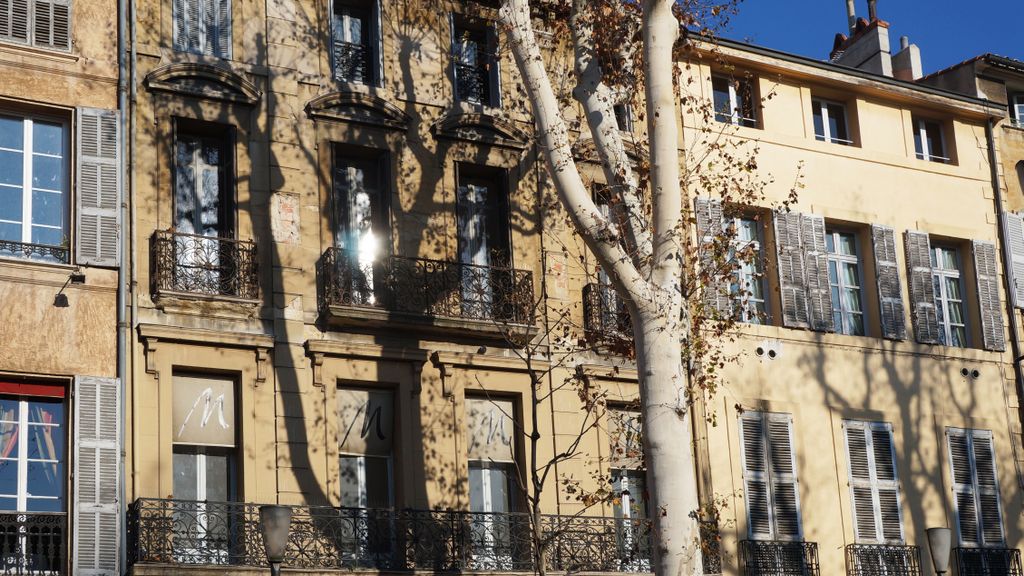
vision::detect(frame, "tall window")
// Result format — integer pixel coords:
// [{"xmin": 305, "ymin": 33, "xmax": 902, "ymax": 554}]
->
[
  {"xmin": 844, "ymin": 421, "xmax": 902, "ymax": 544},
  {"xmin": 0, "ymin": 0, "xmax": 69, "ymax": 50},
  {"xmin": 1011, "ymin": 95, "xmax": 1024, "ymax": 127},
  {"xmin": 738, "ymin": 411, "xmax": 802, "ymax": 540},
  {"xmin": 173, "ymin": 0, "xmax": 231, "ymax": 58},
  {"xmin": 451, "ymin": 17, "xmax": 498, "ymax": 107},
  {"xmin": 931, "ymin": 245, "xmax": 967, "ymax": 347},
  {"xmin": 812, "ymin": 99, "xmax": 851, "ymax": 145},
  {"xmin": 947, "ymin": 428, "xmax": 1004, "ymax": 548},
  {"xmin": 466, "ymin": 397, "xmax": 517, "ymax": 570},
  {"xmin": 826, "ymin": 230, "xmax": 865, "ymax": 336},
  {"xmin": 913, "ymin": 117, "xmax": 948, "ymax": 163},
  {"xmin": 457, "ymin": 165, "xmax": 510, "ymax": 320},
  {"xmin": 711, "ymin": 75, "xmax": 757, "ymax": 128},
  {"xmin": 730, "ymin": 217, "xmax": 766, "ymax": 324},
  {"xmin": 613, "ymin": 103, "xmax": 634, "ymax": 132},
  {"xmin": 171, "ymin": 374, "xmax": 237, "ymax": 563},
  {"xmin": 0, "ymin": 114, "xmax": 69, "ymax": 263},
  {"xmin": 608, "ymin": 408, "xmax": 650, "ymax": 571},
  {"xmin": 332, "ymin": 0, "xmax": 380, "ymax": 85},
  {"xmin": 334, "ymin": 149, "xmax": 386, "ymax": 305}
]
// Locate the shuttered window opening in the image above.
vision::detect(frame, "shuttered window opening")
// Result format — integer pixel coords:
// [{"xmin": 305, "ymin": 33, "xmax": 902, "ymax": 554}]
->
[
  {"xmin": 694, "ymin": 197, "xmax": 768, "ymax": 324},
  {"xmin": 870, "ymin": 225, "xmax": 907, "ymax": 340},
  {"xmin": 0, "ymin": 0, "xmax": 69, "ymax": 50},
  {"xmin": 844, "ymin": 421, "xmax": 903, "ymax": 544},
  {"xmin": 450, "ymin": 14, "xmax": 500, "ymax": 108},
  {"xmin": 72, "ymin": 376, "xmax": 120, "ymax": 576},
  {"xmin": 331, "ymin": 0, "xmax": 382, "ymax": 86},
  {"xmin": 739, "ymin": 411, "xmax": 802, "ymax": 541},
  {"xmin": 172, "ymin": 0, "xmax": 231, "ymax": 58},
  {"xmin": 774, "ymin": 211, "xmax": 833, "ymax": 331},
  {"xmin": 826, "ymin": 230, "xmax": 866, "ymax": 336},
  {"xmin": 1002, "ymin": 212, "xmax": 1024, "ymax": 310},
  {"xmin": 75, "ymin": 108, "xmax": 120, "ymax": 267},
  {"xmin": 947, "ymin": 428, "xmax": 1005, "ymax": 547},
  {"xmin": 972, "ymin": 241, "xmax": 1005, "ymax": 351}
]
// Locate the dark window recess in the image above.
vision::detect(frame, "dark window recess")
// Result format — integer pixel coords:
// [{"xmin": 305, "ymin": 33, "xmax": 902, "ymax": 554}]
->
[
  {"xmin": 332, "ymin": 0, "xmax": 379, "ymax": 85},
  {"xmin": 452, "ymin": 19, "xmax": 498, "ymax": 106},
  {"xmin": 711, "ymin": 75, "xmax": 757, "ymax": 128}
]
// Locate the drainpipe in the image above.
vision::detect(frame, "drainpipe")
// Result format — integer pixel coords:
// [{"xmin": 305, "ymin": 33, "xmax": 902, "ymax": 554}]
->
[
  {"xmin": 128, "ymin": 0, "xmax": 139, "ymax": 512},
  {"xmin": 115, "ymin": 0, "xmax": 129, "ymax": 564},
  {"xmin": 986, "ymin": 118, "xmax": 1024, "ymax": 488}
]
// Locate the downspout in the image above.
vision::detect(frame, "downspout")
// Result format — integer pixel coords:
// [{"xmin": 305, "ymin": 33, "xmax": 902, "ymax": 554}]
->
[
  {"xmin": 128, "ymin": 0, "xmax": 139, "ymax": 509},
  {"xmin": 115, "ymin": 0, "xmax": 129, "ymax": 564},
  {"xmin": 986, "ymin": 118, "xmax": 1024, "ymax": 488}
]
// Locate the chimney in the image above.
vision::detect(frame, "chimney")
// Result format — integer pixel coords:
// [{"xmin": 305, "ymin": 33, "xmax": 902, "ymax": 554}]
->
[
  {"xmin": 892, "ymin": 35, "xmax": 923, "ymax": 80},
  {"xmin": 832, "ymin": 18, "xmax": 893, "ymax": 77},
  {"xmin": 867, "ymin": 0, "xmax": 878, "ymax": 21},
  {"xmin": 846, "ymin": 0, "xmax": 856, "ymax": 33}
]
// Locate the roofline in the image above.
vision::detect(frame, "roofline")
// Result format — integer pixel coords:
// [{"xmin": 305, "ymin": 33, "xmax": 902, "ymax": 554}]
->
[{"xmin": 688, "ymin": 33, "xmax": 1005, "ymax": 114}]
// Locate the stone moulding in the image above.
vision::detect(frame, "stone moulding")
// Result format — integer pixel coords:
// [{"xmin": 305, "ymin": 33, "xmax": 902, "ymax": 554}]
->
[
  {"xmin": 144, "ymin": 62, "xmax": 262, "ymax": 105},
  {"xmin": 304, "ymin": 91, "xmax": 411, "ymax": 131},
  {"xmin": 432, "ymin": 111, "xmax": 530, "ymax": 150}
]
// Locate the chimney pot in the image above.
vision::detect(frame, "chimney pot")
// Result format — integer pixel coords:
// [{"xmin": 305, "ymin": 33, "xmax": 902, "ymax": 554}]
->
[
  {"xmin": 900, "ymin": 35, "xmax": 909, "ymax": 50},
  {"xmin": 867, "ymin": 0, "xmax": 877, "ymax": 21},
  {"xmin": 846, "ymin": 0, "xmax": 857, "ymax": 33}
]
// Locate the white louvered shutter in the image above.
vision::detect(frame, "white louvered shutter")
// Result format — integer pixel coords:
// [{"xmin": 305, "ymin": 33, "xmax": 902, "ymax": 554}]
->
[
  {"xmin": 801, "ymin": 214, "xmax": 834, "ymax": 332},
  {"xmin": 739, "ymin": 412, "xmax": 802, "ymax": 541},
  {"xmin": 972, "ymin": 241, "xmax": 1005, "ymax": 351},
  {"xmin": 32, "ymin": 0, "xmax": 69, "ymax": 49},
  {"xmin": 871, "ymin": 225, "xmax": 907, "ymax": 340},
  {"xmin": 76, "ymin": 108, "xmax": 121, "ymax": 267},
  {"xmin": 0, "ymin": 0, "xmax": 30, "ymax": 42},
  {"xmin": 171, "ymin": 0, "xmax": 187, "ymax": 50},
  {"xmin": 1002, "ymin": 212, "xmax": 1024, "ymax": 309},
  {"xmin": 214, "ymin": 0, "xmax": 230, "ymax": 58},
  {"xmin": 775, "ymin": 211, "xmax": 810, "ymax": 328},
  {"xmin": 694, "ymin": 197, "xmax": 731, "ymax": 317},
  {"xmin": 904, "ymin": 231, "xmax": 939, "ymax": 344},
  {"xmin": 73, "ymin": 376, "xmax": 121, "ymax": 575},
  {"xmin": 845, "ymin": 421, "xmax": 903, "ymax": 543},
  {"xmin": 947, "ymin": 428, "xmax": 1005, "ymax": 547}
]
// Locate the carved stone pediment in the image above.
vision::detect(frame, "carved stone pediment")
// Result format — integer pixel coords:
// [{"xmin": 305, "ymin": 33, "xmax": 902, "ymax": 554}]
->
[
  {"xmin": 305, "ymin": 91, "xmax": 411, "ymax": 131},
  {"xmin": 571, "ymin": 135, "xmax": 648, "ymax": 163},
  {"xmin": 144, "ymin": 63, "xmax": 262, "ymax": 105},
  {"xmin": 433, "ymin": 112, "xmax": 530, "ymax": 150}
]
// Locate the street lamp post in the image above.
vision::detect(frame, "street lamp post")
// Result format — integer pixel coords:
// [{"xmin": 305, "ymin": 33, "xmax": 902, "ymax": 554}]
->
[
  {"xmin": 259, "ymin": 504, "xmax": 293, "ymax": 576},
  {"xmin": 926, "ymin": 527, "xmax": 952, "ymax": 576}
]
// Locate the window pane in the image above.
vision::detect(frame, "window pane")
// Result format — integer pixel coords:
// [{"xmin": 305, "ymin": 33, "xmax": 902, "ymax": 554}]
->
[
  {"xmin": 947, "ymin": 299, "xmax": 965, "ymax": 325},
  {"xmin": 914, "ymin": 127, "xmax": 924, "ymax": 157},
  {"xmin": 737, "ymin": 218, "xmax": 759, "ymax": 242},
  {"xmin": 340, "ymin": 455, "xmax": 361, "ymax": 508},
  {"xmin": 32, "ymin": 155, "xmax": 63, "ymax": 190},
  {"xmin": 26, "ymin": 425, "xmax": 63, "ymax": 462},
  {"xmin": 0, "ymin": 186, "xmax": 22, "ymax": 223},
  {"xmin": 25, "ymin": 496, "xmax": 62, "ymax": 512},
  {"xmin": 850, "ymin": 313, "xmax": 865, "ymax": 336},
  {"xmin": 31, "ymin": 190, "xmax": 63, "ymax": 228},
  {"xmin": 925, "ymin": 122, "xmax": 944, "ymax": 158},
  {"xmin": 364, "ymin": 456, "xmax": 391, "ymax": 509},
  {"xmin": 25, "ymin": 461, "xmax": 62, "ymax": 499},
  {"xmin": 0, "ymin": 401, "xmax": 17, "ymax": 422},
  {"xmin": 27, "ymin": 401, "xmax": 61, "ymax": 425},
  {"xmin": 812, "ymin": 102, "xmax": 825, "ymax": 140},
  {"xmin": 0, "ymin": 498, "xmax": 15, "ymax": 512},
  {"xmin": 0, "ymin": 150, "xmax": 23, "ymax": 186},
  {"xmin": 843, "ymin": 287, "xmax": 863, "ymax": 313},
  {"xmin": 204, "ymin": 451, "xmax": 231, "ymax": 502},
  {"xmin": 31, "ymin": 226, "xmax": 63, "ymax": 247},
  {"xmin": 32, "ymin": 122, "xmax": 63, "ymax": 156},
  {"xmin": 487, "ymin": 467, "xmax": 510, "ymax": 514},
  {"xmin": 712, "ymin": 77, "xmax": 732, "ymax": 123},
  {"xmin": 0, "ymin": 460, "xmax": 18, "ymax": 496},
  {"xmin": 951, "ymin": 326, "xmax": 967, "ymax": 348},
  {"xmin": 173, "ymin": 450, "xmax": 198, "ymax": 501},
  {"xmin": 0, "ymin": 117, "xmax": 23, "ymax": 150},
  {"xmin": 937, "ymin": 248, "xmax": 959, "ymax": 271},
  {"xmin": 841, "ymin": 262, "xmax": 859, "ymax": 287},
  {"xmin": 0, "ymin": 222, "xmax": 18, "ymax": 243},
  {"xmin": 825, "ymin": 233, "xmax": 835, "ymax": 254},
  {"xmin": 945, "ymin": 277, "xmax": 962, "ymax": 300},
  {"xmin": 827, "ymin": 103, "xmax": 848, "ymax": 141},
  {"xmin": 828, "ymin": 260, "xmax": 838, "ymax": 284},
  {"xmin": 838, "ymin": 233, "xmax": 857, "ymax": 256},
  {"xmin": 469, "ymin": 464, "xmax": 484, "ymax": 512},
  {"xmin": 0, "ymin": 422, "xmax": 18, "ymax": 460}
]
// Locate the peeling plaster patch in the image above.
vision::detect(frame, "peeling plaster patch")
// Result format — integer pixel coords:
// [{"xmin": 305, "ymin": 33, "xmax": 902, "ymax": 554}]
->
[
  {"xmin": 546, "ymin": 251, "xmax": 568, "ymax": 300},
  {"xmin": 271, "ymin": 193, "xmax": 300, "ymax": 245}
]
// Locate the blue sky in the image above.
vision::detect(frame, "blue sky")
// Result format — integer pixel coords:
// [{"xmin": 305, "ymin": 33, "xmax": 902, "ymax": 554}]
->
[{"xmin": 723, "ymin": 0, "xmax": 1023, "ymax": 76}]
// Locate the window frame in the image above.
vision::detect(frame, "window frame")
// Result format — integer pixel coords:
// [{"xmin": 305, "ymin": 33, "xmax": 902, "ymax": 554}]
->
[
  {"xmin": 826, "ymin": 229, "xmax": 866, "ymax": 336},
  {"xmin": 330, "ymin": 0, "xmax": 382, "ymax": 86},
  {"xmin": 947, "ymin": 428, "xmax": 1005, "ymax": 547},
  {"xmin": 0, "ymin": 111, "xmax": 71, "ymax": 263},
  {"xmin": 0, "ymin": 391, "xmax": 67, "ymax": 513},
  {"xmin": 913, "ymin": 117, "xmax": 949, "ymax": 163},
  {"xmin": 812, "ymin": 98, "xmax": 853, "ymax": 145},
  {"xmin": 711, "ymin": 74, "xmax": 758, "ymax": 128},
  {"xmin": 172, "ymin": 0, "xmax": 232, "ymax": 58},
  {"xmin": 450, "ymin": 15, "xmax": 500, "ymax": 108},
  {"xmin": 738, "ymin": 411, "xmax": 802, "ymax": 541},
  {"xmin": 1010, "ymin": 94, "xmax": 1024, "ymax": 127},
  {"xmin": 0, "ymin": 0, "xmax": 71, "ymax": 52},
  {"xmin": 171, "ymin": 120, "xmax": 236, "ymax": 240},
  {"xmin": 842, "ymin": 420, "xmax": 904, "ymax": 544},
  {"xmin": 728, "ymin": 215, "xmax": 767, "ymax": 324},
  {"xmin": 931, "ymin": 244, "xmax": 969, "ymax": 348}
]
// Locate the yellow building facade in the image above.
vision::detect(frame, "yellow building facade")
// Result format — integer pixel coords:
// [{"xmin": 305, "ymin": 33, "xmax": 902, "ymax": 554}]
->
[{"xmin": 112, "ymin": 3, "xmax": 1024, "ymax": 573}]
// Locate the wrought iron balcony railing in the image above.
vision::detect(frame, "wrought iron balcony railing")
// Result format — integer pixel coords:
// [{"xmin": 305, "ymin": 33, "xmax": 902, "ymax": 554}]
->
[
  {"xmin": 334, "ymin": 40, "xmax": 369, "ymax": 84},
  {"xmin": 955, "ymin": 547, "xmax": 1023, "ymax": 576},
  {"xmin": 455, "ymin": 62, "xmax": 491, "ymax": 105},
  {"xmin": 0, "ymin": 239, "xmax": 69, "ymax": 265},
  {"xmin": 318, "ymin": 248, "xmax": 535, "ymax": 326},
  {"xmin": 845, "ymin": 544, "xmax": 921, "ymax": 576},
  {"xmin": 739, "ymin": 540, "xmax": 820, "ymax": 576},
  {"xmin": 128, "ymin": 498, "xmax": 651, "ymax": 573},
  {"xmin": 151, "ymin": 231, "xmax": 259, "ymax": 300},
  {"xmin": 582, "ymin": 282, "xmax": 632, "ymax": 344},
  {"xmin": 0, "ymin": 512, "xmax": 67, "ymax": 575}
]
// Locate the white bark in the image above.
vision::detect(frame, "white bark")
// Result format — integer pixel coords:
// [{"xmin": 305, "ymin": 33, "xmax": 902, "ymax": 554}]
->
[{"xmin": 499, "ymin": 1, "xmax": 703, "ymax": 575}]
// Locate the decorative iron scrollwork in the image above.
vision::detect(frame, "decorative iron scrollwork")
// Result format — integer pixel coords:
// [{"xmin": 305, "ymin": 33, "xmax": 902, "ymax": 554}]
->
[
  {"xmin": 0, "ymin": 240, "xmax": 69, "ymax": 265},
  {"xmin": 739, "ymin": 540, "xmax": 820, "ymax": 576},
  {"xmin": 845, "ymin": 544, "xmax": 921, "ymax": 576},
  {"xmin": 582, "ymin": 282, "xmax": 632, "ymax": 345},
  {"xmin": 0, "ymin": 512, "xmax": 67, "ymax": 574},
  {"xmin": 151, "ymin": 231, "xmax": 259, "ymax": 300},
  {"xmin": 955, "ymin": 547, "xmax": 1023, "ymax": 576}
]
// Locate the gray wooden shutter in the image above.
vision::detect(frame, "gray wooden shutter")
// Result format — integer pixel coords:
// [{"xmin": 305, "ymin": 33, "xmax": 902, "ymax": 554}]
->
[
  {"xmin": 694, "ymin": 197, "xmax": 731, "ymax": 318},
  {"xmin": 972, "ymin": 240, "xmax": 1005, "ymax": 351},
  {"xmin": 0, "ymin": 0, "xmax": 30, "ymax": 42},
  {"xmin": 767, "ymin": 413, "xmax": 801, "ymax": 540},
  {"xmin": 775, "ymin": 211, "xmax": 809, "ymax": 328},
  {"xmin": 32, "ymin": 0, "xmax": 69, "ymax": 49},
  {"xmin": 485, "ymin": 22, "xmax": 500, "ymax": 107},
  {"xmin": 845, "ymin": 421, "xmax": 903, "ymax": 543},
  {"xmin": 75, "ymin": 108, "xmax": 121, "ymax": 267},
  {"xmin": 871, "ymin": 225, "xmax": 907, "ymax": 340},
  {"xmin": 171, "ymin": 0, "xmax": 186, "ymax": 50},
  {"xmin": 214, "ymin": 0, "xmax": 230, "ymax": 58},
  {"xmin": 73, "ymin": 375, "xmax": 121, "ymax": 575},
  {"xmin": 948, "ymin": 428, "xmax": 1004, "ymax": 546},
  {"xmin": 739, "ymin": 413, "xmax": 773, "ymax": 539},
  {"xmin": 371, "ymin": 0, "xmax": 383, "ymax": 86},
  {"xmin": 904, "ymin": 230, "xmax": 939, "ymax": 344},
  {"xmin": 1001, "ymin": 212, "xmax": 1024, "ymax": 309},
  {"xmin": 801, "ymin": 214, "xmax": 834, "ymax": 332}
]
